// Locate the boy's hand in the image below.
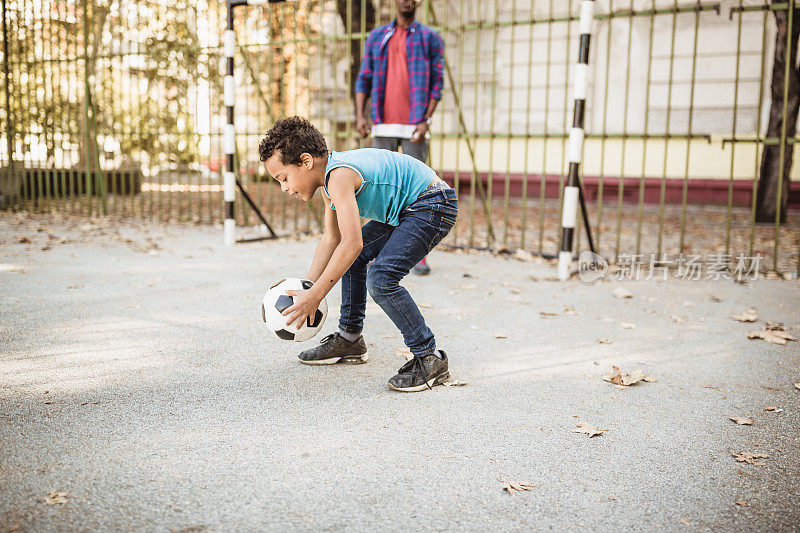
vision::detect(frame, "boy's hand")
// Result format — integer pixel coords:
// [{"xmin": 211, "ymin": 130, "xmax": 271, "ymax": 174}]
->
[{"xmin": 283, "ymin": 289, "xmax": 323, "ymax": 330}]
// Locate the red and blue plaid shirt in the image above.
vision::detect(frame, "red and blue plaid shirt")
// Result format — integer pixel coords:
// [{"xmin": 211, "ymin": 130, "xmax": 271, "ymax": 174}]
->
[{"xmin": 355, "ymin": 20, "xmax": 445, "ymax": 125}]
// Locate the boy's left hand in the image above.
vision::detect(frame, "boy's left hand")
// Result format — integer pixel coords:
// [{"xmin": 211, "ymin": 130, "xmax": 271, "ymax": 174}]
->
[{"xmin": 283, "ymin": 289, "xmax": 323, "ymax": 329}]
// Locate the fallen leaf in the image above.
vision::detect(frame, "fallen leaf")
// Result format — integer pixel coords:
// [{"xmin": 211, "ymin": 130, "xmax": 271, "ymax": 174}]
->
[
  {"xmin": 419, "ymin": 303, "xmax": 432, "ymax": 309},
  {"xmin": 563, "ymin": 306, "xmax": 577, "ymax": 316},
  {"xmin": 732, "ymin": 308, "xmax": 758, "ymax": 322},
  {"xmin": 732, "ymin": 452, "xmax": 769, "ymax": 466},
  {"xmin": 502, "ymin": 481, "xmax": 536, "ymax": 494},
  {"xmin": 620, "ymin": 322, "xmax": 636, "ymax": 329},
  {"xmin": 513, "ymin": 249, "xmax": 535, "ymax": 262},
  {"xmin": 18, "ymin": 236, "xmax": 30, "ymax": 243},
  {"xmin": 735, "ymin": 501, "xmax": 747, "ymax": 507},
  {"xmin": 680, "ymin": 519, "xmax": 692, "ymax": 526},
  {"xmin": 710, "ymin": 295, "xmax": 722, "ymax": 302},
  {"xmin": 494, "ymin": 333, "xmax": 507, "ymax": 339},
  {"xmin": 795, "ymin": 383, "xmax": 800, "ymax": 390},
  {"xmin": 67, "ymin": 284, "xmax": 83, "ymax": 290},
  {"xmin": 603, "ymin": 366, "xmax": 655, "ymax": 387},
  {"xmin": 45, "ymin": 491, "xmax": 68, "ymax": 505},
  {"xmin": 597, "ymin": 338, "xmax": 612, "ymax": 344},
  {"xmin": 539, "ymin": 311, "xmax": 558, "ymax": 317},
  {"xmin": 702, "ymin": 384, "xmax": 726, "ymax": 393},
  {"xmin": 442, "ymin": 380, "xmax": 467, "ymax": 387},
  {"xmin": 572, "ymin": 421, "xmax": 604, "ymax": 437},
  {"xmin": 126, "ymin": 304, "xmax": 141, "ymax": 309},
  {"xmin": 729, "ymin": 416, "xmax": 754, "ymax": 425},
  {"xmin": 613, "ymin": 287, "xmax": 633, "ymax": 299},
  {"xmin": 670, "ymin": 315, "xmax": 685, "ymax": 324},
  {"xmin": 764, "ymin": 406, "xmax": 783, "ymax": 413},
  {"xmin": 394, "ymin": 347, "xmax": 412, "ymax": 361},
  {"xmin": 747, "ymin": 329, "xmax": 798, "ymax": 345}
]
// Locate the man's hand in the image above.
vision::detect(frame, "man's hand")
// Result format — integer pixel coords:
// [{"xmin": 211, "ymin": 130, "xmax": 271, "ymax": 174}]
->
[
  {"xmin": 283, "ymin": 289, "xmax": 323, "ymax": 330},
  {"xmin": 410, "ymin": 121, "xmax": 429, "ymax": 143},
  {"xmin": 356, "ymin": 117, "xmax": 371, "ymax": 138}
]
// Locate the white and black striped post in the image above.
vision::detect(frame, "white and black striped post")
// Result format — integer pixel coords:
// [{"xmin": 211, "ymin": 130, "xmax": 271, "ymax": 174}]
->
[
  {"xmin": 224, "ymin": 1, "xmax": 240, "ymax": 246},
  {"xmin": 558, "ymin": 0, "xmax": 595, "ymax": 280},
  {"xmin": 224, "ymin": 0, "xmax": 280, "ymax": 246}
]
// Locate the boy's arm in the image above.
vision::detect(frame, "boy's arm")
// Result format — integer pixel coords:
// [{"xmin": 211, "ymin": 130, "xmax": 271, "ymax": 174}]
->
[
  {"xmin": 284, "ymin": 168, "xmax": 363, "ymax": 328},
  {"xmin": 305, "ymin": 203, "xmax": 341, "ymax": 282}
]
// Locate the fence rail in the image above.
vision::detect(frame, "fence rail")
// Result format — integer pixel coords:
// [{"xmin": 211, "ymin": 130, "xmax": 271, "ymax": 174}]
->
[{"xmin": 1, "ymin": 0, "xmax": 798, "ymax": 275}]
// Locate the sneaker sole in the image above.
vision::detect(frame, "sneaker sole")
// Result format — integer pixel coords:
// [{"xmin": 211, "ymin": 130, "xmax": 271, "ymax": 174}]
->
[
  {"xmin": 388, "ymin": 370, "xmax": 450, "ymax": 392},
  {"xmin": 299, "ymin": 353, "xmax": 368, "ymax": 365}
]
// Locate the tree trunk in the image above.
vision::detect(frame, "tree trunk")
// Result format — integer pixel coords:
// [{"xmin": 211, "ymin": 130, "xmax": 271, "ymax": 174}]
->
[
  {"xmin": 77, "ymin": 1, "xmax": 108, "ymax": 171},
  {"xmin": 756, "ymin": 3, "xmax": 800, "ymax": 224},
  {"xmin": 335, "ymin": 0, "xmax": 376, "ymax": 99}
]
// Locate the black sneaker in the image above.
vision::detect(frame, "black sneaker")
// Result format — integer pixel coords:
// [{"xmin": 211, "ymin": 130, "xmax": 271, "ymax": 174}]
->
[
  {"xmin": 387, "ymin": 351, "xmax": 449, "ymax": 392},
  {"xmin": 298, "ymin": 332, "xmax": 368, "ymax": 365}
]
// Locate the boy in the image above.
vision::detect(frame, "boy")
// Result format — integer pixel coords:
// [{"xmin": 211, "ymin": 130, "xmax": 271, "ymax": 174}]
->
[{"xmin": 258, "ymin": 116, "xmax": 457, "ymax": 392}]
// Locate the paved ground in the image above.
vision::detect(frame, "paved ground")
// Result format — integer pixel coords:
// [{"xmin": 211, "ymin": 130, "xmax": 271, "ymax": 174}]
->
[{"xmin": 1, "ymin": 214, "xmax": 799, "ymax": 532}]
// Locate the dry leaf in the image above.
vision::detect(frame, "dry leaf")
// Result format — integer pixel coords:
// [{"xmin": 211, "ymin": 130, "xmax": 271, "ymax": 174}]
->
[
  {"xmin": 729, "ymin": 416, "xmax": 754, "ymax": 425},
  {"xmin": 732, "ymin": 452, "xmax": 769, "ymax": 466},
  {"xmin": 502, "ymin": 481, "xmax": 536, "ymax": 494},
  {"xmin": 764, "ymin": 406, "xmax": 783, "ymax": 413},
  {"xmin": 597, "ymin": 338, "xmax": 613, "ymax": 344},
  {"xmin": 494, "ymin": 333, "xmax": 507, "ymax": 339},
  {"xmin": 539, "ymin": 311, "xmax": 558, "ymax": 317},
  {"xmin": 18, "ymin": 236, "xmax": 30, "ymax": 243},
  {"xmin": 572, "ymin": 422, "xmax": 604, "ymax": 437},
  {"xmin": 747, "ymin": 329, "xmax": 798, "ymax": 346},
  {"xmin": 670, "ymin": 315, "xmax": 685, "ymax": 324},
  {"xmin": 45, "ymin": 491, "xmax": 68, "ymax": 505},
  {"xmin": 394, "ymin": 347, "xmax": 413, "ymax": 361},
  {"xmin": 732, "ymin": 308, "xmax": 758, "ymax": 322},
  {"xmin": 620, "ymin": 322, "xmax": 636, "ymax": 329},
  {"xmin": 419, "ymin": 303, "xmax": 432, "ymax": 309},
  {"xmin": 710, "ymin": 295, "xmax": 722, "ymax": 302},
  {"xmin": 613, "ymin": 287, "xmax": 633, "ymax": 299},
  {"xmin": 603, "ymin": 366, "xmax": 654, "ymax": 387},
  {"xmin": 735, "ymin": 501, "xmax": 747, "ymax": 507},
  {"xmin": 794, "ymin": 383, "xmax": 800, "ymax": 390},
  {"xmin": 442, "ymin": 380, "xmax": 467, "ymax": 387},
  {"xmin": 563, "ymin": 306, "xmax": 577, "ymax": 316}
]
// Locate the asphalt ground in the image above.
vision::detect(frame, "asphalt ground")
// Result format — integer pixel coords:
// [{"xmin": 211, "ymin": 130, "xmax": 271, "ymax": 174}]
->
[{"xmin": 1, "ymin": 214, "xmax": 799, "ymax": 532}]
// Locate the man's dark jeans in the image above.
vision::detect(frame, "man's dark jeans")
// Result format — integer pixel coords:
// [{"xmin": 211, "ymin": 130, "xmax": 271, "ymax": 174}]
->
[{"xmin": 338, "ymin": 187, "xmax": 457, "ymax": 356}]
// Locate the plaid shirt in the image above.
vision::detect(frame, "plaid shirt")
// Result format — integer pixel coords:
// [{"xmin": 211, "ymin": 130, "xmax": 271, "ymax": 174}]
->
[{"xmin": 355, "ymin": 20, "xmax": 445, "ymax": 125}]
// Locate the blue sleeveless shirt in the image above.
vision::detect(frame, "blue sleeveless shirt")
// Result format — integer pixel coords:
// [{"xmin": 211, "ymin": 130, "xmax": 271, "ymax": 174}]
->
[{"xmin": 323, "ymin": 148, "xmax": 436, "ymax": 226}]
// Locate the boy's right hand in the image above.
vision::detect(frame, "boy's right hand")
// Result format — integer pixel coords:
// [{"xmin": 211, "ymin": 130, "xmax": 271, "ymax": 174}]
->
[{"xmin": 356, "ymin": 117, "xmax": 370, "ymax": 139}]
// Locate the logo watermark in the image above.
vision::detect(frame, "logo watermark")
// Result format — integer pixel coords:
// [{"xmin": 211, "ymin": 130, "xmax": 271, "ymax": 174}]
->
[
  {"xmin": 578, "ymin": 251, "xmax": 608, "ymax": 283},
  {"xmin": 578, "ymin": 252, "xmax": 762, "ymax": 282}
]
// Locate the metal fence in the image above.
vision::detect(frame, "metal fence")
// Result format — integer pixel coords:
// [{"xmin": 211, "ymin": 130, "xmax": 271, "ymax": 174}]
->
[{"xmin": 2, "ymin": 0, "xmax": 799, "ymax": 275}]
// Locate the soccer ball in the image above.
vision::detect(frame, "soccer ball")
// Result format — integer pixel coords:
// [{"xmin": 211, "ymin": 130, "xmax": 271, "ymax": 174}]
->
[{"xmin": 262, "ymin": 278, "xmax": 327, "ymax": 342}]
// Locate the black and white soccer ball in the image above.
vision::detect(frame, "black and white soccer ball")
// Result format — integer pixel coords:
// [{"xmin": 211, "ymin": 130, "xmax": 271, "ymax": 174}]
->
[{"xmin": 262, "ymin": 278, "xmax": 327, "ymax": 342}]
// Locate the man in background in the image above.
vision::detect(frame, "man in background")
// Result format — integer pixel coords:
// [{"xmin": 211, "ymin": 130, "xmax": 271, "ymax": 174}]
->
[{"xmin": 355, "ymin": 0, "xmax": 445, "ymax": 275}]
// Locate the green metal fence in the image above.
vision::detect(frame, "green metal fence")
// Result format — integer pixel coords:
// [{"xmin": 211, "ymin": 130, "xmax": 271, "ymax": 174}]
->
[{"xmin": 2, "ymin": 0, "xmax": 799, "ymax": 275}]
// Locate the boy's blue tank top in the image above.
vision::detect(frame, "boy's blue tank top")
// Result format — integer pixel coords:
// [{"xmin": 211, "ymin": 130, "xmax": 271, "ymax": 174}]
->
[{"xmin": 323, "ymin": 148, "xmax": 436, "ymax": 226}]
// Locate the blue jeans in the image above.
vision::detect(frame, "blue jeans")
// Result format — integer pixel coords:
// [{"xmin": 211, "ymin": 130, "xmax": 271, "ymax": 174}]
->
[{"xmin": 338, "ymin": 187, "xmax": 458, "ymax": 356}]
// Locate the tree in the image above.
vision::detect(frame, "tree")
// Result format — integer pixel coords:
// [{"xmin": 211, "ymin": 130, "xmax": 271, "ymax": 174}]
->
[
  {"xmin": 757, "ymin": 1, "xmax": 800, "ymax": 224},
  {"xmin": 335, "ymin": 0, "xmax": 376, "ymax": 99}
]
